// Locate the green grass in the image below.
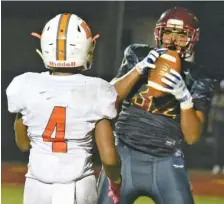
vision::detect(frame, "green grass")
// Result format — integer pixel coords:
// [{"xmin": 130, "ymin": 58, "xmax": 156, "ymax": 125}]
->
[
  {"xmin": 2, "ymin": 185, "xmax": 24, "ymax": 204},
  {"xmin": 134, "ymin": 196, "xmax": 224, "ymax": 204},
  {"xmin": 2, "ymin": 185, "xmax": 224, "ymax": 204}
]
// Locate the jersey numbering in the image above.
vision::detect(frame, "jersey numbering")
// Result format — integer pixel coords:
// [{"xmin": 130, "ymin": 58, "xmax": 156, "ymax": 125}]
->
[{"xmin": 42, "ymin": 106, "xmax": 67, "ymax": 153}]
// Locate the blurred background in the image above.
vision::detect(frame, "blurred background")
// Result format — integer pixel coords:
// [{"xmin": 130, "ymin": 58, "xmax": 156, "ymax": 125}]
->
[{"xmin": 2, "ymin": 1, "xmax": 224, "ymax": 204}]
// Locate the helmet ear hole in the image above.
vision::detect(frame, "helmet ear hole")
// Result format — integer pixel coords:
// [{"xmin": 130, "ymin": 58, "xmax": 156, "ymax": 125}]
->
[{"xmin": 77, "ymin": 26, "xmax": 81, "ymax": 32}]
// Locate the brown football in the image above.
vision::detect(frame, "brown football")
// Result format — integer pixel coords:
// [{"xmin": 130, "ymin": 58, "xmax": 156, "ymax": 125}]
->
[{"xmin": 147, "ymin": 50, "xmax": 181, "ymax": 97}]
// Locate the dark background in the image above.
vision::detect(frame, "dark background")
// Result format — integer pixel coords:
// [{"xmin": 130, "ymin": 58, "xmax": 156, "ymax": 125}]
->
[{"xmin": 2, "ymin": 1, "xmax": 224, "ymax": 169}]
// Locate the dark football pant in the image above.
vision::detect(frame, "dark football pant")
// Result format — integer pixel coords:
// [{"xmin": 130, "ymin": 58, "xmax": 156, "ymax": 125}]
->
[{"xmin": 97, "ymin": 141, "xmax": 194, "ymax": 204}]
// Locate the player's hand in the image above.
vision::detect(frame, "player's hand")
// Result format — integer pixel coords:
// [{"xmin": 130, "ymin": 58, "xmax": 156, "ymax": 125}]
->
[
  {"xmin": 108, "ymin": 178, "xmax": 121, "ymax": 204},
  {"xmin": 160, "ymin": 69, "xmax": 193, "ymax": 109},
  {"xmin": 136, "ymin": 48, "xmax": 168, "ymax": 75}
]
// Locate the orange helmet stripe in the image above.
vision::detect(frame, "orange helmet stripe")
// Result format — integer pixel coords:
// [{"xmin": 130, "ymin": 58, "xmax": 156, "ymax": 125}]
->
[{"xmin": 56, "ymin": 13, "xmax": 72, "ymax": 61}]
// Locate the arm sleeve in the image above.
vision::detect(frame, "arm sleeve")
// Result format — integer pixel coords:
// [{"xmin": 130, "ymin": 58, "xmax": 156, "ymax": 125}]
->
[{"xmin": 6, "ymin": 74, "xmax": 26, "ymax": 113}]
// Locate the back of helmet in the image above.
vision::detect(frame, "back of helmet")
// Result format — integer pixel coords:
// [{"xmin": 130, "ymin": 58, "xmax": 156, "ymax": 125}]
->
[{"xmin": 33, "ymin": 13, "xmax": 99, "ymax": 72}]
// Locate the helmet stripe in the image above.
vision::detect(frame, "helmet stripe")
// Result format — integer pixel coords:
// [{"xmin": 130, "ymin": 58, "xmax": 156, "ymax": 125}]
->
[{"xmin": 56, "ymin": 13, "xmax": 72, "ymax": 61}]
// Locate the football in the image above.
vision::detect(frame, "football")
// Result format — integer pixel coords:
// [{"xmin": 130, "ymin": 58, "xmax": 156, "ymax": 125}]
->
[{"xmin": 147, "ymin": 50, "xmax": 181, "ymax": 97}]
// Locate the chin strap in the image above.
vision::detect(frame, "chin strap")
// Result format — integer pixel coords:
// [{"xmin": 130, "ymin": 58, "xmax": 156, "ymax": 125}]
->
[
  {"xmin": 92, "ymin": 34, "xmax": 100, "ymax": 42},
  {"xmin": 31, "ymin": 32, "xmax": 44, "ymax": 62}
]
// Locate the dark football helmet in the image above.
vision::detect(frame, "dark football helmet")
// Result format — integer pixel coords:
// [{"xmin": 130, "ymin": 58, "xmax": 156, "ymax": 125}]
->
[{"xmin": 154, "ymin": 7, "xmax": 200, "ymax": 58}]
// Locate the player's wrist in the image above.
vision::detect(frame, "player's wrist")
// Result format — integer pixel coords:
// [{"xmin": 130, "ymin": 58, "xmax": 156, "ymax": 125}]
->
[
  {"xmin": 110, "ymin": 176, "xmax": 122, "ymax": 185},
  {"xmin": 180, "ymin": 96, "xmax": 194, "ymax": 110},
  {"xmin": 177, "ymin": 88, "xmax": 193, "ymax": 110},
  {"xmin": 109, "ymin": 176, "xmax": 122, "ymax": 185},
  {"xmin": 135, "ymin": 63, "xmax": 146, "ymax": 75}
]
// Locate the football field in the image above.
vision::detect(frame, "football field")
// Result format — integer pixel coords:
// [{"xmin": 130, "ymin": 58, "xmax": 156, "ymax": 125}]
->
[
  {"xmin": 2, "ymin": 164, "xmax": 224, "ymax": 204},
  {"xmin": 2, "ymin": 185, "xmax": 224, "ymax": 204}
]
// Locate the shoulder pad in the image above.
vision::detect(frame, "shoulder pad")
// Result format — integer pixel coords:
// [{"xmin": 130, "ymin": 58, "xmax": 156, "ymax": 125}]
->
[
  {"xmin": 191, "ymin": 78, "xmax": 216, "ymax": 98},
  {"xmin": 124, "ymin": 44, "xmax": 153, "ymax": 61}
]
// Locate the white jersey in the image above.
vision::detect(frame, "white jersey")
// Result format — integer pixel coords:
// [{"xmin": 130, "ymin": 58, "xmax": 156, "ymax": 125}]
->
[{"xmin": 6, "ymin": 72, "xmax": 117, "ymax": 183}]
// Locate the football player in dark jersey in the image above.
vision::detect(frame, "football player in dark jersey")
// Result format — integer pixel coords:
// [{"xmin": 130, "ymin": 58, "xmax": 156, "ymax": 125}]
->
[{"xmin": 98, "ymin": 7, "xmax": 215, "ymax": 204}]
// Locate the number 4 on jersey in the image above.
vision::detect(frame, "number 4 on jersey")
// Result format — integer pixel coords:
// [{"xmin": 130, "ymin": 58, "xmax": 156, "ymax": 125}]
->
[{"xmin": 42, "ymin": 106, "xmax": 67, "ymax": 153}]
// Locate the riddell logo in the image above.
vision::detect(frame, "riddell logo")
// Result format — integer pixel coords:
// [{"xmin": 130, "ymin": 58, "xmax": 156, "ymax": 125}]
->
[{"xmin": 49, "ymin": 61, "xmax": 76, "ymax": 67}]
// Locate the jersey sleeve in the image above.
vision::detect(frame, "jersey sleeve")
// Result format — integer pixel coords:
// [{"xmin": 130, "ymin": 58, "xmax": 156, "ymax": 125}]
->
[
  {"xmin": 6, "ymin": 74, "xmax": 27, "ymax": 113},
  {"xmin": 97, "ymin": 79, "xmax": 118, "ymax": 119},
  {"xmin": 190, "ymin": 78, "xmax": 216, "ymax": 113},
  {"xmin": 114, "ymin": 44, "xmax": 151, "ymax": 79}
]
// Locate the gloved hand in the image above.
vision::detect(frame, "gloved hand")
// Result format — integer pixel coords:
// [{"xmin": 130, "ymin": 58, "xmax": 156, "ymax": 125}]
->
[
  {"xmin": 108, "ymin": 178, "xmax": 121, "ymax": 204},
  {"xmin": 135, "ymin": 48, "xmax": 168, "ymax": 75},
  {"xmin": 160, "ymin": 69, "xmax": 193, "ymax": 109}
]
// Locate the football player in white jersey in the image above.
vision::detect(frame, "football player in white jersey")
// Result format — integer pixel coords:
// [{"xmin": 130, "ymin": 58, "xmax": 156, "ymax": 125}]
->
[{"xmin": 6, "ymin": 13, "xmax": 121, "ymax": 204}]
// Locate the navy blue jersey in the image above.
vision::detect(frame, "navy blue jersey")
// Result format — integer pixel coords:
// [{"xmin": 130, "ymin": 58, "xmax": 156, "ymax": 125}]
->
[{"xmin": 114, "ymin": 44, "xmax": 215, "ymax": 156}]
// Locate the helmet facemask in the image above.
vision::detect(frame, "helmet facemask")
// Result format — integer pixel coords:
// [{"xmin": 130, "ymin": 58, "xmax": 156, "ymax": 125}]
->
[
  {"xmin": 154, "ymin": 7, "xmax": 200, "ymax": 59},
  {"xmin": 154, "ymin": 23, "xmax": 199, "ymax": 58}
]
